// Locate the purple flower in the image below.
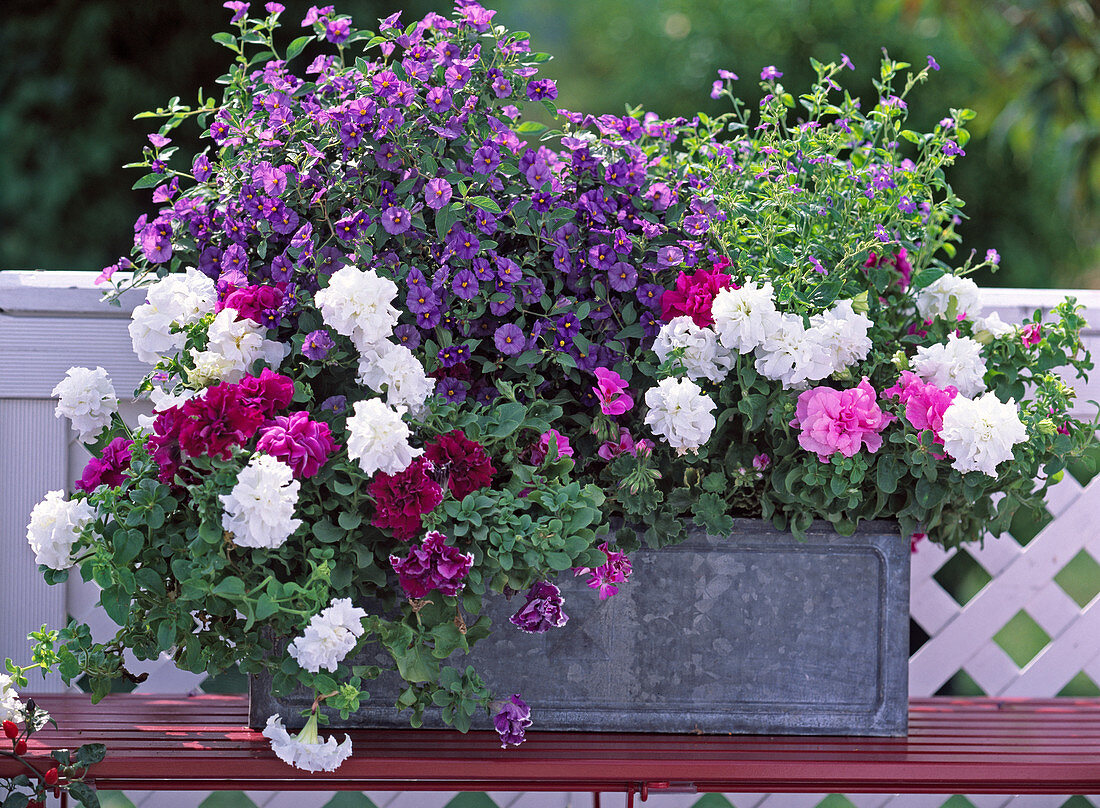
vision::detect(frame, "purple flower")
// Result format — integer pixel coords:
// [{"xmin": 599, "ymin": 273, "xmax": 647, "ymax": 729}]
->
[
  {"xmin": 494, "ymin": 324, "xmax": 524, "ymax": 355},
  {"xmin": 302, "ymin": 329, "xmax": 334, "ymax": 360},
  {"xmin": 394, "ymin": 323, "xmax": 420, "ymax": 350},
  {"xmin": 451, "ymin": 268, "xmax": 479, "ymax": 300},
  {"xmin": 840, "ymin": 53, "xmax": 855, "ymax": 70},
  {"xmin": 608, "ymin": 262, "xmax": 638, "ymax": 292},
  {"xmin": 657, "ymin": 245, "xmax": 684, "ymax": 267},
  {"xmin": 425, "ymin": 86, "xmax": 452, "ymax": 113},
  {"xmin": 256, "ymin": 411, "xmax": 339, "ymax": 478},
  {"xmin": 524, "ymin": 159, "xmax": 550, "ymax": 188},
  {"xmin": 425, "ymin": 178, "xmax": 453, "ymax": 210},
  {"xmin": 270, "ymin": 254, "xmax": 293, "ymax": 282},
  {"xmin": 320, "ymin": 394, "xmax": 346, "ymax": 413},
  {"xmin": 753, "ymin": 453, "xmax": 771, "ymax": 470},
  {"xmin": 473, "ymin": 143, "xmax": 501, "ymax": 173},
  {"xmin": 928, "ymin": 55, "xmax": 941, "ymax": 71},
  {"xmin": 710, "ymin": 80, "xmax": 723, "ymax": 100},
  {"xmin": 573, "ymin": 541, "xmax": 632, "ymax": 600},
  {"xmin": 942, "ymin": 140, "xmax": 965, "ymax": 157},
  {"xmin": 493, "ymin": 695, "xmax": 532, "ymax": 748},
  {"xmin": 193, "ymin": 154, "xmax": 212, "ymax": 182},
  {"xmin": 526, "ymin": 79, "xmax": 557, "ymax": 101},
  {"xmin": 381, "ymin": 206, "xmax": 412, "ymax": 235},
  {"xmin": 985, "ymin": 248, "xmax": 1001, "ymax": 265},
  {"xmin": 221, "ymin": 243, "xmax": 248, "ymax": 273},
  {"xmin": 510, "ymin": 582, "xmax": 568, "ymax": 634},
  {"xmin": 760, "ymin": 65, "xmax": 783, "ymax": 80},
  {"xmin": 449, "ymin": 228, "xmax": 480, "ymax": 260},
  {"xmin": 76, "ymin": 437, "xmax": 133, "ymax": 492},
  {"xmin": 223, "ymin": 1, "xmax": 249, "ymax": 22},
  {"xmin": 390, "ymin": 530, "xmax": 473, "ymax": 598},
  {"xmin": 898, "ymin": 196, "xmax": 916, "ymax": 214},
  {"xmin": 436, "ymin": 377, "xmax": 468, "ymax": 402},
  {"xmin": 324, "ymin": 17, "xmax": 350, "ymax": 43}
]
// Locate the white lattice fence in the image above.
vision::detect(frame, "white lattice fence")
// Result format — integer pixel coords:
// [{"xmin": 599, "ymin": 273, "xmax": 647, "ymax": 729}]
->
[{"xmin": 2, "ymin": 273, "xmax": 1099, "ymax": 808}]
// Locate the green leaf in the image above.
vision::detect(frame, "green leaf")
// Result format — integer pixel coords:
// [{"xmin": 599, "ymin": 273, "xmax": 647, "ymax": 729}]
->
[
  {"xmin": 74, "ymin": 743, "xmax": 107, "ymax": 766},
  {"xmin": 468, "ymin": 196, "xmax": 501, "ymax": 214},
  {"xmin": 313, "ymin": 519, "xmax": 344, "ymax": 543},
  {"xmin": 67, "ymin": 781, "xmax": 101, "ymax": 808},
  {"xmin": 285, "ymin": 35, "xmax": 313, "ymax": 61},
  {"xmin": 392, "ymin": 641, "xmax": 439, "ymax": 683},
  {"xmin": 876, "ymin": 456, "xmax": 900, "ymax": 495},
  {"xmin": 130, "ymin": 173, "xmax": 163, "ymax": 190},
  {"xmin": 429, "ymin": 623, "xmax": 468, "ymax": 658},
  {"xmin": 3, "ymin": 793, "xmax": 30, "ymax": 808},
  {"xmin": 212, "ymin": 576, "xmax": 246, "ymax": 599},
  {"xmin": 254, "ymin": 593, "xmax": 279, "ymax": 621},
  {"xmin": 514, "ymin": 121, "xmax": 547, "ymax": 135},
  {"xmin": 337, "ymin": 511, "xmax": 362, "ymax": 531},
  {"xmin": 113, "ymin": 529, "xmax": 143, "ymax": 565},
  {"xmin": 911, "ymin": 268, "xmax": 945, "ymax": 289},
  {"xmin": 544, "ymin": 552, "xmax": 573, "ymax": 571},
  {"xmin": 211, "ymin": 32, "xmax": 239, "ymax": 51},
  {"xmin": 489, "ymin": 402, "xmax": 526, "ymax": 438},
  {"xmin": 99, "ymin": 586, "xmax": 130, "ymax": 626}
]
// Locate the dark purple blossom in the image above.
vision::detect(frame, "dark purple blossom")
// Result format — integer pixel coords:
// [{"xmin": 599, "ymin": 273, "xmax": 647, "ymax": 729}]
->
[
  {"xmin": 436, "ymin": 377, "xmax": 468, "ymax": 402},
  {"xmin": 493, "ymin": 695, "xmax": 531, "ymax": 748},
  {"xmin": 394, "ymin": 324, "xmax": 420, "ymax": 350},
  {"xmin": 526, "ymin": 78, "xmax": 557, "ymax": 101},
  {"xmin": 509, "ymin": 582, "xmax": 568, "ymax": 634},
  {"xmin": 389, "ymin": 531, "xmax": 474, "ymax": 598}
]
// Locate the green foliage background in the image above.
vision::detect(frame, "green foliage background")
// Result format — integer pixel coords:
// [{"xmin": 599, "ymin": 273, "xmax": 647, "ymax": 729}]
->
[{"xmin": 2, "ymin": 0, "xmax": 1098, "ymax": 288}]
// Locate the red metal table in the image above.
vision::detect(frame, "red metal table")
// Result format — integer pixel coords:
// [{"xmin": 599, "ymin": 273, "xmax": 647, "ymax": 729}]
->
[{"xmin": 4, "ymin": 695, "xmax": 1099, "ymax": 797}]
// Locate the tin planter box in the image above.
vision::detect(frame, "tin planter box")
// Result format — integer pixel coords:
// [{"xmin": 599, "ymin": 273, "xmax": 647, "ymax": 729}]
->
[{"xmin": 250, "ymin": 519, "xmax": 910, "ymax": 736}]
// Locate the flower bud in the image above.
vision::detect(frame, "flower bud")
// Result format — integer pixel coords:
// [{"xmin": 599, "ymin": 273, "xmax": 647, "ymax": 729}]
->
[
  {"xmin": 850, "ymin": 291, "xmax": 870, "ymax": 314},
  {"xmin": 2, "ymin": 721, "xmax": 17, "ymax": 740},
  {"xmin": 891, "ymin": 350, "xmax": 909, "ymax": 370},
  {"xmin": 1036, "ymin": 418, "xmax": 1056, "ymax": 436}
]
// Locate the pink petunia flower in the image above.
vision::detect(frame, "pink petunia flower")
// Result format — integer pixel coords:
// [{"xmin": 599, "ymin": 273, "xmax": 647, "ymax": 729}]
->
[{"xmin": 592, "ymin": 367, "xmax": 633, "ymax": 416}]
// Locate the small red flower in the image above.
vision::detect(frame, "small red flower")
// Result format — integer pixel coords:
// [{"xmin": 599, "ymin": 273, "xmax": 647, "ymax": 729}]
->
[
  {"xmin": 2, "ymin": 720, "xmax": 17, "ymax": 739},
  {"xmin": 44, "ymin": 767, "xmax": 59, "ymax": 786}
]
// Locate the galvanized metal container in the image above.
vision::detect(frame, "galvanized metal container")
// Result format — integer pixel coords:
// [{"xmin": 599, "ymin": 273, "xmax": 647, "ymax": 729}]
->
[{"xmin": 251, "ymin": 519, "xmax": 909, "ymax": 736}]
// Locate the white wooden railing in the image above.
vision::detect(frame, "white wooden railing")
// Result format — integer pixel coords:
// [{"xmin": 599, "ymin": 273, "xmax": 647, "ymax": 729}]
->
[{"xmin": 2, "ymin": 272, "xmax": 1098, "ymax": 808}]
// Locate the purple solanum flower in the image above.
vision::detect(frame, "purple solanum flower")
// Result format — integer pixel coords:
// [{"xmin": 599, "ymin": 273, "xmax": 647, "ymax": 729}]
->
[
  {"xmin": 302, "ymin": 329, "xmax": 335, "ymax": 360},
  {"xmin": 494, "ymin": 324, "xmax": 524, "ymax": 356},
  {"xmin": 425, "ymin": 178, "xmax": 453, "ymax": 210},
  {"xmin": 381, "ymin": 206, "xmax": 412, "ymax": 235}
]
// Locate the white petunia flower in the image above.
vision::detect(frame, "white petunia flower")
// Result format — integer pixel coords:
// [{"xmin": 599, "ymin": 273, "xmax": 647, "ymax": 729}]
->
[
  {"xmin": 52, "ymin": 366, "xmax": 118, "ymax": 442},
  {"xmin": 806, "ymin": 299, "xmax": 873, "ymax": 377},
  {"xmin": 753, "ymin": 313, "xmax": 832, "ymax": 388},
  {"xmin": 263, "ymin": 714, "xmax": 353, "ymax": 773},
  {"xmin": 356, "ymin": 342, "xmax": 433, "ymax": 417},
  {"xmin": 188, "ymin": 349, "xmax": 242, "ymax": 387},
  {"xmin": 345, "ymin": 398, "xmax": 422, "ymax": 477},
  {"xmin": 203, "ymin": 309, "xmax": 285, "ymax": 383},
  {"xmin": 220, "ymin": 454, "xmax": 302, "ymax": 548},
  {"xmin": 912, "ymin": 333, "xmax": 987, "ymax": 397},
  {"xmin": 26, "ymin": 490, "xmax": 96, "ymax": 570},
  {"xmin": 288, "ymin": 597, "xmax": 369, "ymax": 673},
  {"xmin": 711, "ymin": 281, "xmax": 782, "ymax": 354},
  {"xmin": 940, "ymin": 393, "xmax": 1027, "ymax": 477},
  {"xmin": 128, "ymin": 268, "xmax": 217, "ymax": 364},
  {"xmin": 653, "ymin": 316, "xmax": 734, "ymax": 383},
  {"xmin": 314, "ymin": 265, "xmax": 400, "ymax": 352},
  {"xmin": 643, "ymin": 377, "xmax": 716, "ymax": 454},
  {"xmin": 972, "ymin": 311, "xmax": 1016, "ymax": 341},
  {"xmin": 0, "ymin": 673, "xmax": 24, "ymax": 723},
  {"xmin": 915, "ymin": 274, "xmax": 982, "ymax": 321}
]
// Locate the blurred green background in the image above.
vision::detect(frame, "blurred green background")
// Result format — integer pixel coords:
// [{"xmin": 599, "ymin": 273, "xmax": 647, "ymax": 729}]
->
[{"xmin": 2, "ymin": 0, "xmax": 1098, "ymax": 286}]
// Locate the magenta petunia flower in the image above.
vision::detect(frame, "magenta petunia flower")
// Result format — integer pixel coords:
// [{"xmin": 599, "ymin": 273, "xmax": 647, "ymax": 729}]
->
[
  {"xmin": 509, "ymin": 582, "xmax": 568, "ymax": 634},
  {"xmin": 882, "ymin": 371, "xmax": 956, "ymax": 446},
  {"xmin": 592, "ymin": 367, "xmax": 633, "ymax": 416},
  {"xmin": 424, "ymin": 429, "xmax": 495, "ymax": 500},
  {"xmin": 370, "ymin": 459, "xmax": 444, "ymax": 540},
  {"xmin": 791, "ymin": 378, "xmax": 895, "ymax": 462},
  {"xmin": 257, "ymin": 411, "xmax": 340, "ymax": 478},
  {"xmin": 76, "ymin": 437, "xmax": 134, "ymax": 492},
  {"xmin": 389, "ymin": 531, "xmax": 473, "ymax": 599},
  {"xmin": 493, "ymin": 694, "xmax": 532, "ymax": 747},
  {"xmin": 1021, "ymin": 323, "xmax": 1042, "ymax": 347},
  {"xmin": 658, "ymin": 263, "xmax": 737, "ymax": 327}
]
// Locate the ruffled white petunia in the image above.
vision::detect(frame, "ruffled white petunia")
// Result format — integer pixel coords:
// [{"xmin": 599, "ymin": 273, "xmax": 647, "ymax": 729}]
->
[
  {"xmin": 940, "ymin": 393, "xmax": 1027, "ymax": 477},
  {"xmin": 643, "ymin": 377, "xmax": 716, "ymax": 454},
  {"xmin": 26, "ymin": 490, "xmax": 96, "ymax": 570},
  {"xmin": 203, "ymin": 309, "xmax": 285, "ymax": 383},
  {"xmin": 0, "ymin": 673, "xmax": 24, "ymax": 723},
  {"xmin": 753, "ymin": 313, "xmax": 832, "ymax": 388},
  {"xmin": 288, "ymin": 597, "xmax": 369, "ymax": 673},
  {"xmin": 52, "ymin": 366, "xmax": 118, "ymax": 442},
  {"xmin": 314, "ymin": 265, "xmax": 400, "ymax": 352},
  {"xmin": 805, "ymin": 299, "xmax": 873, "ymax": 377},
  {"xmin": 912, "ymin": 333, "xmax": 988, "ymax": 397},
  {"xmin": 915, "ymin": 273, "xmax": 982, "ymax": 321},
  {"xmin": 220, "ymin": 454, "xmax": 302, "ymax": 548},
  {"xmin": 128, "ymin": 268, "xmax": 217, "ymax": 364},
  {"xmin": 345, "ymin": 398, "xmax": 422, "ymax": 477},
  {"xmin": 972, "ymin": 311, "xmax": 1016, "ymax": 341},
  {"xmin": 356, "ymin": 342, "xmax": 434, "ymax": 417},
  {"xmin": 188, "ymin": 349, "xmax": 242, "ymax": 387},
  {"xmin": 711, "ymin": 281, "xmax": 783, "ymax": 354},
  {"xmin": 263, "ymin": 714, "xmax": 353, "ymax": 773},
  {"xmin": 652, "ymin": 316, "xmax": 734, "ymax": 383}
]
